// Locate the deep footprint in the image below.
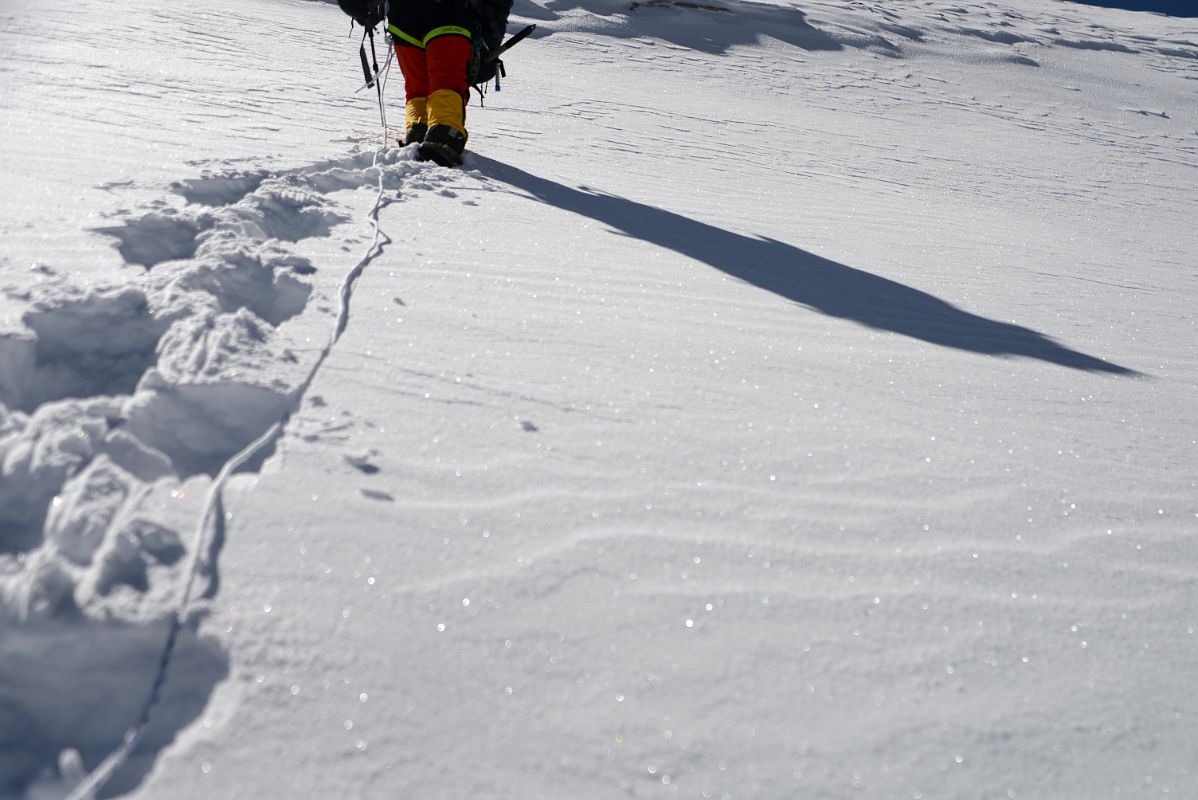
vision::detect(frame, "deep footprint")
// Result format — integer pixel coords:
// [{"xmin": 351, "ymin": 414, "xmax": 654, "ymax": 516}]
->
[
  {"xmin": 0, "ymin": 289, "xmax": 167, "ymax": 414},
  {"xmin": 95, "ymin": 214, "xmax": 205, "ymax": 269},
  {"xmin": 0, "ymin": 618, "xmax": 228, "ymax": 799},
  {"xmin": 171, "ymin": 172, "xmax": 267, "ymax": 207}
]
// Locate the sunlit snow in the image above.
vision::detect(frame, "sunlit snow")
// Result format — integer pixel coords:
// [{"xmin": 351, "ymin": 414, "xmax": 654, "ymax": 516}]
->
[{"xmin": 1, "ymin": 0, "xmax": 1196, "ymax": 797}]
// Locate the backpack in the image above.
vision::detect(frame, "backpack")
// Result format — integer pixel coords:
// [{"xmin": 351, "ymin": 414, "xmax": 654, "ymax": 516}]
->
[
  {"xmin": 466, "ymin": 0, "xmax": 515, "ymax": 86},
  {"xmin": 336, "ymin": 0, "xmax": 532, "ymax": 91},
  {"xmin": 337, "ymin": 0, "xmax": 384, "ymax": 29}
]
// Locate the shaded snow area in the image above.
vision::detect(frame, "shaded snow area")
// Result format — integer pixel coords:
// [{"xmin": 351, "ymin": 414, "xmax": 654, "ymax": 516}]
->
[{"xmin": 1, "ymin": 0, "xmax": 1196, "ymax": 797}]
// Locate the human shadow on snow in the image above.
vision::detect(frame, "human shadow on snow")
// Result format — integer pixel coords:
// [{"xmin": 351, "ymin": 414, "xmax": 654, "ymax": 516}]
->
[{"xmin": 475, "ymin": 157, "xmax": 1136, "ymax": 376}]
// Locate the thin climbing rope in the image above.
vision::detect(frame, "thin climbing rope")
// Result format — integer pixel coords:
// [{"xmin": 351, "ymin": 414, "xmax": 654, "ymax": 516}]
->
[{"xmin": 66, "ymin": 46, "xmax": 396, "ymax": 800}]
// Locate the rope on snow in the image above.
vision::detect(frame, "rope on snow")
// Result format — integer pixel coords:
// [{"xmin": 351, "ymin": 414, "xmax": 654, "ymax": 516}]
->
[{"xmin": 66, "ymin": 51, "xmax": 396, "ymax": 800}]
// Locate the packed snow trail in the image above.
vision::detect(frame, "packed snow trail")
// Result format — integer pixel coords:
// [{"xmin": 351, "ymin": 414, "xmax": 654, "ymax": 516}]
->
[
  {"xmin": 0, "ymin": 128, "xmax": 469, "ymax": 795},
  {"xmin": 62, "ymin": 133, "xmax": 398, "ymax": 800}
]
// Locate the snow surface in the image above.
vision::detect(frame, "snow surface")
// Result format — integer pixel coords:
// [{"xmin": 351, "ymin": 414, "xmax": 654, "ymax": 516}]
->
[{"xmin": 1, "ymin": 0, "xmax": 1196, "ymax": 797}]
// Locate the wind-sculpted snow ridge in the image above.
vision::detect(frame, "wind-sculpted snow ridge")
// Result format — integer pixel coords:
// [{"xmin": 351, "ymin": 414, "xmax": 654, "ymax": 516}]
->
[
  {"xmin": 516, "ymin": 0, "xmax": 1198, "ymax": 73},
  {"xmin": 0, "ymin": 145, "xmax": 427, "ymax": 800},
  {"xmin": 516, "ymin": 0, "xmax": 894, "ymax": 55}
]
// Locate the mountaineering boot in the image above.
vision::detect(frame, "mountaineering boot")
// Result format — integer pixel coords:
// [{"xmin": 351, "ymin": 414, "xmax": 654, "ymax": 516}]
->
[
  {"xmin": 418, "ymin": 124, "xmax": 468, "ymax": 167},
  {"xmin": 403, "ymin": 121, "xmax": 428, "ymax": 146},
  {"xmin": 403, "ymin": 97, "xmax": 428, "ymax": 145},
  {"xmin": 417, "ymin": 84, "xmax": 468, "ymax": 165}
]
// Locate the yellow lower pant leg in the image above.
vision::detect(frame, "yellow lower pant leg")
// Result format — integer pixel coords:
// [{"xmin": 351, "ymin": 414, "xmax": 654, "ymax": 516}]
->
[
  {"xmin": 405, "ymin": 97, "xmax": 428, "ymax": 131},
  {"xmin": 427, "ymin": 89, "xmax": 466, "ymax": 136}
]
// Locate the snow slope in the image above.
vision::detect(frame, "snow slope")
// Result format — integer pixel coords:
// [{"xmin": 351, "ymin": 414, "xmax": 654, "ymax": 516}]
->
[{"xmin": 1, "ymin": 0, "xmax": 1196, "ymax": 797}]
